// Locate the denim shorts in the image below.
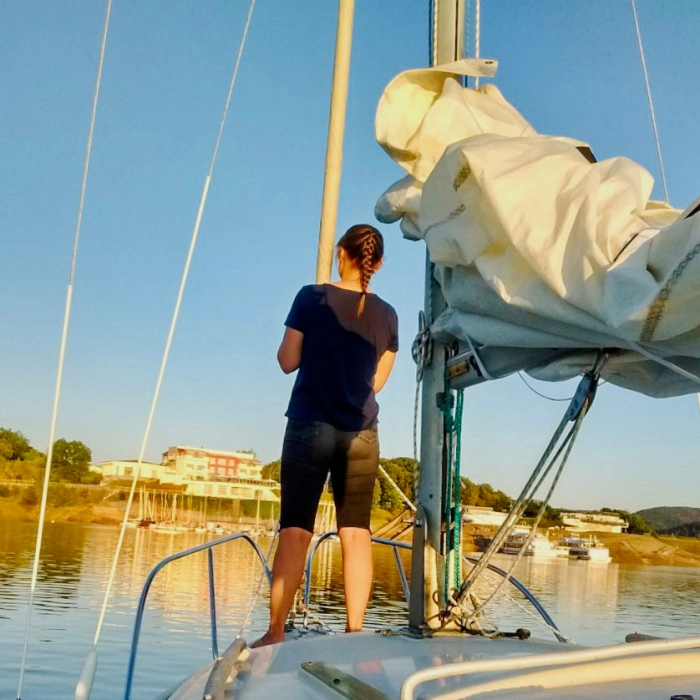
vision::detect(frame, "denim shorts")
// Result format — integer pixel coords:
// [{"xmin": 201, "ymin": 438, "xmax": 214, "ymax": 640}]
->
[{"xmin": 279, "ymin": 418, "xmax": 380, "ymax": 533}]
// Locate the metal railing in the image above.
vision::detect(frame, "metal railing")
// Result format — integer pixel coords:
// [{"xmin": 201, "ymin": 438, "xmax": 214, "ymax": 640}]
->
[
  {"xmin": 124, "ymin": 532, "xmax": 564, "ymax": 699},
  {"xmin": 124, "ymin": 532, "xmax": 271, "ymax": 700}
]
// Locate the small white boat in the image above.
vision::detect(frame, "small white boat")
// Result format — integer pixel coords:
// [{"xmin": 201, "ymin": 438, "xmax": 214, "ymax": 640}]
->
[
  {"xmin": 563, "ymin": 536, "xmax": 612, "ymax": 563},
  {"xmin": 524, "ymin": 534, "xmax": 562, "ymax": 559}
]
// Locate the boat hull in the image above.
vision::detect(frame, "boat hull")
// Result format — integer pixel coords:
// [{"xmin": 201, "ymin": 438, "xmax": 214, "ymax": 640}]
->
[{"xmin": 159, "ymin": 630, "xmax": 700, "ymax": 699}]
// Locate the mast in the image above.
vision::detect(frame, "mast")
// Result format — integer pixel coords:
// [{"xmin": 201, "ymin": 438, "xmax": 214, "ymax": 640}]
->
[
  {"xmin": 408, "ymin": 0, "xmax": 465, "ymax": 632},
  {"xmin": 315, "ymin": 0, "xmax": 355, "ymax": 283}
]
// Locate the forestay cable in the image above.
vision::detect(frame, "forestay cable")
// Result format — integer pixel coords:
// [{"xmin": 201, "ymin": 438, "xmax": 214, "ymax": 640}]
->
[
  {"xmin": 630, "ymin": 0, "xmax": 669, "ymax": 203},
  {"xmin": 446, "ymin": 358, "xmax": 603, "ymax": 631},
  {"xmin": 76, "ymin": 1, "xmax": 258, "ymax": 696},
  {"xmin": 16, "ymin": 2, "xmax": 113, "ymax": 698}
]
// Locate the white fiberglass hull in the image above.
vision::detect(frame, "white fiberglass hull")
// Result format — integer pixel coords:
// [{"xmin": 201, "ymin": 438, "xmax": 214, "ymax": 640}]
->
[{"xmin": 159, "ymin": 630, "xmax": 700, "ymax": 700}]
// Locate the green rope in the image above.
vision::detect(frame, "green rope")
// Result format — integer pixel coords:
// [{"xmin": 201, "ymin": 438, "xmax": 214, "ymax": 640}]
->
[
  {"xmin": 439, "ymin": 366, "xmax": 465, "ymax": 605},
  {"xmin": 453, "ymin": 389, "xmax": 464, "ymax": 591}
]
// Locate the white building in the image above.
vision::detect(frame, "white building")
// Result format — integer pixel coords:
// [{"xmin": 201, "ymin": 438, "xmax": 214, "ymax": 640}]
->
[
  {"xmin": 462, "ymin": 505, "xmax": 510, "ymax": 527},
  {"xmin": 100, "ymin": 448, "xmax": 278, "ymax": 505},
  {"xmin": 561, "ymin": 511, "xmax": 628, "ymax": 534},
  {"xmin": 99, "ymin": 459, "xmax": 184, "ymax": 485},
  {"xmin": 162, "ymin": 445, "xmax": 264, "ymax": 481}
]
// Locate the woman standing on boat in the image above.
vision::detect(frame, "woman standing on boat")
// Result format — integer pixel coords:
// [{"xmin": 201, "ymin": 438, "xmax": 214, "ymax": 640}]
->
[{"xmin": 253, "ymin": 224, "xmax": 398, "ymax": 648}]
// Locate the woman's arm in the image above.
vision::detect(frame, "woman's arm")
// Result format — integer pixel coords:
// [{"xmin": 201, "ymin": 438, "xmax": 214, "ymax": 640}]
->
[
  {"xmin": 373, "ymin": 350, "xmax": 396, "ymax": 393},
  {"xmin": 277, "ymin": 327, "xmax": 304, "ymax": 373}
]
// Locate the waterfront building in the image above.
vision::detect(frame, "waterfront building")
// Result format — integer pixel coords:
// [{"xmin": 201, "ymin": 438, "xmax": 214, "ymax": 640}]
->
[
  {"xmin": 462, "ymin": 505, "xmax": 509, "ymax": 527},
  {"xmin": 161, "ymin": 445, "xmax": 263, "ymax": 481},
  {"xmin": 561, "ymin": 511, "xmax": 628, "ymax": 534},
  {"xmin": 99, "ymin": 447, "xmax": 279, "ymax": 506},
  {"xmin": 98, "ymin": 459, "xmax": 183, "ymax": 485}
]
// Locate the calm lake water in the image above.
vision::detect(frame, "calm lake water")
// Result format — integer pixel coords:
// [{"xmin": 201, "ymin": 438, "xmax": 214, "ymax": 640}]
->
[{"xmin": 1, "ymin": 521, "xmax": 700, "ymax": 699}]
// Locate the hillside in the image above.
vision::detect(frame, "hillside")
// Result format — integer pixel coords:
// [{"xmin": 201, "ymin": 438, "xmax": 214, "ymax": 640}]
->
[
  {"xmin": 596, "ymin": 532, "xmax": 700, "ymax": 567},
  {"xmin": 635, "ymin": 506, "xmax": 700, "ymax": 534}
]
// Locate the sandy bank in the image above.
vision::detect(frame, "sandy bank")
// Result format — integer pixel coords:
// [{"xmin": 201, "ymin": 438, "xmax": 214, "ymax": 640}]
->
[
  {"xmin": 596, "ymin": 532, "xmax": 700, "ymax": 568},
  {"xmin": 3, "ymin": 500, "xmax": 700, "ymax": 568}
]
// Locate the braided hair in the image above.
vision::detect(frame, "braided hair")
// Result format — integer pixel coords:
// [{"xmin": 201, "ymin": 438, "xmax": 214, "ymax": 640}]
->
[{"xmin": 337, "ymin": 224, "xmax": 384, "ymax": 317}]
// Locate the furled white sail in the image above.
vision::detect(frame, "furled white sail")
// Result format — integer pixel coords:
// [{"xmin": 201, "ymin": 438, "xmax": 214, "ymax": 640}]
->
[{"xmin": 375, "ymin": 61, "xmax": 700, "ymax": 397}]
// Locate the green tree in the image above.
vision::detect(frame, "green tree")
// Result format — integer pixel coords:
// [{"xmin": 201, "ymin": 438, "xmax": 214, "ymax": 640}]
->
[
  {"xmin": 0, "ymin": 428, "xmax": 31, "ymax": 460},
  {"xmin": 616, "ymin": 509, "xmax": 655, "ymax": 535},
  {"xmin": 51, "ymin": 439, "xmax": 92, "ymax": 483},
  {"xmin": 460, "ymin": 477, "xmax": 513, "ymax": 512},
  {"xmin": 262, "ymin": 459, "xmax": 281, "ymax": 482},
  {"xmin": 522, "ymin": 500, "xmax": 562, "ymax": 526},
  {"xmin": 377, "ymin": 457, "xmax": 417, "ymax": 512}
]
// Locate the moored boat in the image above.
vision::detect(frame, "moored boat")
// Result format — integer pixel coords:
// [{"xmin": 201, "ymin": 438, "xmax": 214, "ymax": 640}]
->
[{"xmin": 562, "ymin": 536, "xmax": 613, "ymax": 563}]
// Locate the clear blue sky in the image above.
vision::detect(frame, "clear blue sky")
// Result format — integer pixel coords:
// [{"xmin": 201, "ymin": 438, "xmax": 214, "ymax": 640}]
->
[{"xmin": 1, "ymin": 1, "xmax": 699, "ymax": 513}]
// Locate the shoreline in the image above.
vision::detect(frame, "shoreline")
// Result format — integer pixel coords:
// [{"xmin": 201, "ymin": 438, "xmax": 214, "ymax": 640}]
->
[{"xmin": 4, "ymin": 500, "xmax": 700, "ymax": 568}]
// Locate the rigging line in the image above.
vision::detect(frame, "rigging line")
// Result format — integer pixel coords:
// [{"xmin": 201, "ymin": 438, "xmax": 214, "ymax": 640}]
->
[
  {"xmin": 456, "ymin": 370, "xmax": 594, "ymax": 604},
  {"xmin": 517, "ymin": 372, "xmax": 573, "ymax": 402},
  {"xmin": 467, "ymin": 409, "xmax": 585, "ymax": 621},
  {"xmin": 90, "ymin": 0, "xmax": 257, "ymax": 649},
  {"xmin": 16, "ymin": 2, "xmax": 113, "ymax": 698},
  {"xmin": 630, "ymin": 0, "xmax": 670, "ymax": 203},
  {"xmin": 628, "ymin": 340, "xmax": 700, "ymax": 387},
  {"xmin": 379, "ymin": 464, "xmax": 417, "ymax": 512},
  {"xmin": 473, "ymin": 0, "xmax": 481, "ymax": 90},
  {"xmin": 237, "ymin": 527, "xmax": 277, "ymax": 639}
]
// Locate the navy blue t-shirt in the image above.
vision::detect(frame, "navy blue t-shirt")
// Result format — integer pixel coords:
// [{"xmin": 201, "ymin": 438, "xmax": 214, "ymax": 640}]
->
[{"xmin": 284, "ymin": 284, "xmax": 398, "ymax": 431}]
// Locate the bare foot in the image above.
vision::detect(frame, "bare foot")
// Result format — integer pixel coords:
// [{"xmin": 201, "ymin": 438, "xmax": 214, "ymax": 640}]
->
[{"xmin": 251, "ymin": 631, "xmax": 285, "ymax": 648}]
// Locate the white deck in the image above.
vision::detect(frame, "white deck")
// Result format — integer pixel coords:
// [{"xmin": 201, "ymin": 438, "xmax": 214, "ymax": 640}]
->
[{"xmin": 163, "ymin": 629, "xmax": 700, "ymax": 699}]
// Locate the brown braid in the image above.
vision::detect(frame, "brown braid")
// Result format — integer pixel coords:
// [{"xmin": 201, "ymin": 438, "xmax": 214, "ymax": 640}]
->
[{"xmin": 337, "ymin": 224, "xmax": 384, "ymax": 317}]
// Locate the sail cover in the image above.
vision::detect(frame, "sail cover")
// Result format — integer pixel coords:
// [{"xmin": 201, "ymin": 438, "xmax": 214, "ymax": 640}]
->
[{"xmin": 375, "ymin": 62, "xmax": 700, "ymax": 397}]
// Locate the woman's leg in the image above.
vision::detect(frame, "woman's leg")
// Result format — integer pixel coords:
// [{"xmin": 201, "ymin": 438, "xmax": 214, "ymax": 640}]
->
[
  {"xmin": 252, "ymin": 420, "xmax": 331, "ymax": 648},
  {"xmin": 332, "ymin": 425, "xmax": 379, "ymax": 633},
  {"xmin": 338, "ymin": 526, "xmax": 372, "ymax": 632},
  {"xmin": 252, "ymin": 526, "xmax": 313, "ymax": 647}
]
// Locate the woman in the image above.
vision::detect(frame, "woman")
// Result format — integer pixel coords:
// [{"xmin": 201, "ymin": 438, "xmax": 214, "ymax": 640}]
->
[{"xmin": 253, "ymin": 224, "xmax": 398, "ymax": 648}]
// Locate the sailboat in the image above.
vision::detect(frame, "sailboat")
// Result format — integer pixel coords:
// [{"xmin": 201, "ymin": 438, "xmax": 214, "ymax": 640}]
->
[
  {"xmin": 119, "ymin": 2, "xmax": 700, "ymax": 698},
  {"xmin": 9, "ymin": 1, "xmax": 700, "ymax": 699}
]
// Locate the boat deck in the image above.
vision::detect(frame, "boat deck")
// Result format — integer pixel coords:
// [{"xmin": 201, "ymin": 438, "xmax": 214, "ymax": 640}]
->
[{"xmin": 162, "ymin": 629, "xmax": 700, "ymax": 699}]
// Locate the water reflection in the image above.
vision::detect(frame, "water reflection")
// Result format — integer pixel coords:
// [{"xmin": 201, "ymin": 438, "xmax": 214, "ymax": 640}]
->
[
  {"xmin": 0, "ymin": 521, "xmax": 87, "ymax": 613},
  {"xmin": 1, "ymin": 522, "xmax": 699, "ymax": 700}
]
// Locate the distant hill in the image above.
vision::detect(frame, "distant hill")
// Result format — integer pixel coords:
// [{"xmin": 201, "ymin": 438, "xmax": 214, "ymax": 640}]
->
[
  {"xmin": 665, "ymin": 522, "xmax": 700, "ymax": 538},
  {"xmin": 635, "ymin": 506, "xmax": 700, "ymax": 535}
]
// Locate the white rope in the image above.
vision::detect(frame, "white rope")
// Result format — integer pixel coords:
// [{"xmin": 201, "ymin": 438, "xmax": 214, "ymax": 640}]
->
[
  {"xmin": 462, "ymin": 332, "xmax": 493, "ymax": 381},
  {"xmin": 628, "ymin": 341, "xmax": 700, "ymax": 388},
  {"xmin": 413, "ymin": 378, "xmax": 421, "ymax": 497},
  {"xmin": 237, "ymin": 528, "xmax": 278, "ymax": 639},
  {"xmin": 517, "ymin": 373, "xmax": 573, "ymax": 402},
  {"xmin": 16, "ymin": 3, "xmax": 113, "ymax": 698},
  {"xmin": 630, "ymin": 0, "xmax": 669, "ymax": 203},
  {"xmin": 378, "ymin": 464, "xmax": 417, "ymax": 512},
  {"xmin": 90, "ymin": 0, "xmax": 257, "ymax": 651}
]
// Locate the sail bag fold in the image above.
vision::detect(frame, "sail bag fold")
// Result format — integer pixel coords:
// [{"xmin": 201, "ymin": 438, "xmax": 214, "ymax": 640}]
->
[{"xmin": 375, "ymin": 64, "xmax": 700, "ymax": 397}]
